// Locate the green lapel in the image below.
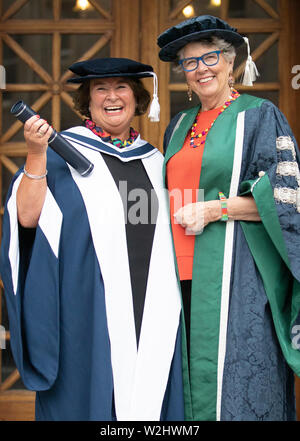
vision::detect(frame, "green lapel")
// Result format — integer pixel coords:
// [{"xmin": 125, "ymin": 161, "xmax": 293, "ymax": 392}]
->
[
  {"xmin": 162, "ymin": 105, "xmax": 200, "ymax": 420},
  {"xmin": 189, "ymin": 105, "xmax": 237, "ymax": 421}
]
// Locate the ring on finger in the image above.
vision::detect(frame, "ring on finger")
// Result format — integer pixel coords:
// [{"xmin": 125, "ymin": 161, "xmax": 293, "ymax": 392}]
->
[{"xmin": 37, "ymin": 128, "xmax": 46, "ymax": 136}]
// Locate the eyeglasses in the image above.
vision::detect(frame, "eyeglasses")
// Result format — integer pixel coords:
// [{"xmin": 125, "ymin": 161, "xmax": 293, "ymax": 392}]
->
[{"xmin": 178, "ymin": 50, "xmax": 222, "ymax": 72}]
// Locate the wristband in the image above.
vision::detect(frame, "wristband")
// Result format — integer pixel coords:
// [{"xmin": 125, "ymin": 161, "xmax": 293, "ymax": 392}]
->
[
  {"xmin": 23, "ymin": 166, "xmax": 48, "ymax": 180},
  {"xmin": 218, "ymin": 191, "xmax": 228, "ymax": 221}
]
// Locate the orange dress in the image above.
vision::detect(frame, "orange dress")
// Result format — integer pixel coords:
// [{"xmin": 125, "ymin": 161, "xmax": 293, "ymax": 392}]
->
[{"xmin": 167, "ymin": 106, "xmax": 222, "ymax": 280}]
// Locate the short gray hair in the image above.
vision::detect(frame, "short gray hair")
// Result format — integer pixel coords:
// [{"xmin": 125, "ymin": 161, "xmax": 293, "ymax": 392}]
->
[{"xmin": 173, "ymin": 36, "xmax": 236, "ymax": 73}]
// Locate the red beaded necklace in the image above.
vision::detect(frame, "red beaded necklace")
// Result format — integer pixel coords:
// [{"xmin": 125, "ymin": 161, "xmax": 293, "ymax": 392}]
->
[{"xmin": 190, "ymin": 88, "xmax": 240, "ymax": 148}]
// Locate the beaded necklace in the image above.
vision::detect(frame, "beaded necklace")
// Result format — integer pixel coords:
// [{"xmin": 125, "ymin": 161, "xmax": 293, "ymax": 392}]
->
[
  {"xmin": 85, "ymin": 119, "xmax": 139, "ymax": 148},
  {"xmin": 190, "ymin": 88, "xmax": 240, "ymax": 148}
]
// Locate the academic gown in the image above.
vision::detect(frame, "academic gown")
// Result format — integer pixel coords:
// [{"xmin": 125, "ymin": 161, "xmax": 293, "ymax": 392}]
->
[
  {"xmin": 0, "ymin": 127, "xmax": 184, "ymax": 421},
  {"xmin": 163, "ymin": 94, "xmax": 300, "ymax": 421}
]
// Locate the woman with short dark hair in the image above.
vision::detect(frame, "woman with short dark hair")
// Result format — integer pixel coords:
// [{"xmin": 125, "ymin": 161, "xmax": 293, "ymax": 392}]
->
[{"xmin": 73, "ymin": 75, "xmax": 151, "ymax": 118}]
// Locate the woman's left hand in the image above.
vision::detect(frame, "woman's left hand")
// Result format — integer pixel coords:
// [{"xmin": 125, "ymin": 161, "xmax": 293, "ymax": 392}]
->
[
  {"xmin": 174, "ymin": 196, "xmax": 261, "ymax": 235},
  {"xmin": 174, "ymin": 200, "xmax": 221, "ymax": 235}
]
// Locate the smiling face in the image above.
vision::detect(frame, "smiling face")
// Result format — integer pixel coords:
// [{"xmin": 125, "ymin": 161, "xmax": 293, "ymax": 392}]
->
[
  {"xmin": 182, "ymin": 41, "xmax": 234, "ymax": 110},
  {"xmin": 89, "ymin": 77, "xmax": 136, "ymax": 139}
]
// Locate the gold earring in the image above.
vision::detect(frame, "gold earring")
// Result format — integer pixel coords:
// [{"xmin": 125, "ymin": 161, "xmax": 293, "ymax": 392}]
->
[
  {"xmin": 187, "ymin": 84, "xmax": 192, "ymax": 102},
  {"xmin": 228, "ymin": 75, "xmax": 235, "ymax": 89}
]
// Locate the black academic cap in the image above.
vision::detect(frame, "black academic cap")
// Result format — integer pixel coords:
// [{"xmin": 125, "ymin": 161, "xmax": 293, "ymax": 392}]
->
[
  {"xmin": 157, "ymin": 15, "xmax": 245, "ymax": 62},
  {"xmin": 67, "ymin": 57, "xmax": 154, "ymax": 83}
]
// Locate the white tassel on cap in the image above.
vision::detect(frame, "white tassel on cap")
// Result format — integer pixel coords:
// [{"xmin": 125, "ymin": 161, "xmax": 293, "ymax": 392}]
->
[
  {"xmin": 242, "ymin": 37, "xmax": 260, "ymax": 86},
  {"xmin": 147, "ymin": 72, "xmax": 160, "ymax": 122}
]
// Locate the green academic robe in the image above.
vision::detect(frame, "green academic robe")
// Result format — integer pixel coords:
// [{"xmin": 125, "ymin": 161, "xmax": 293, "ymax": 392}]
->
[{"xmin": 163, "ymin": 94, "xmax": 300, "ymax": 421}]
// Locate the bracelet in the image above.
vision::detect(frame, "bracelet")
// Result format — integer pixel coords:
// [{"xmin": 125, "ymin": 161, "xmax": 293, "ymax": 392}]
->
[
  {"xmin": 218, "ymin": 191, "xmax": 228, "ymax": 221},
  {"xmin": 23, "ymin": 166, "xmax": 48, "ymax": 180}
]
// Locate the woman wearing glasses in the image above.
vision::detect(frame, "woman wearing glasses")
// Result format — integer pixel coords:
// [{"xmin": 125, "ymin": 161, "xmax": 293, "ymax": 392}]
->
[{"xmin": 158, "ymin": 15, "xmax": 300, "ymax": 421}]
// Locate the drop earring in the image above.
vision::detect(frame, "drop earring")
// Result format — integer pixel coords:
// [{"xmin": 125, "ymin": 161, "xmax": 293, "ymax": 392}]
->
[
  {"xmin": 187, "ymin": 84, "xmax": 192, "ymax": 102},
  {"xmin": 228, "ymin": 74, "xmax": 235, "ymax": 89}
]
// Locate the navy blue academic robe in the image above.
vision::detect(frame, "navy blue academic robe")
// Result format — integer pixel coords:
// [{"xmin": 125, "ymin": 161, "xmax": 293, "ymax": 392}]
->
[{"xmin": 0, "ymin": 127, "xmax": 184, "ymax": 421}]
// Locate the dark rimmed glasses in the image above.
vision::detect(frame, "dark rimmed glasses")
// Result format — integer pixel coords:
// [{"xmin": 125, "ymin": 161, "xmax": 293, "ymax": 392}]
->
[{"xmin": 178, "ymin": 50, "xmax": 222, "ymax": 72}]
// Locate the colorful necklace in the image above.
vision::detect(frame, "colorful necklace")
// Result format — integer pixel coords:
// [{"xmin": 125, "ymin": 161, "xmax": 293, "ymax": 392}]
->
[
  {"xmin": 85, "ymin": 119, "xmax": 139, "ymax": 148},
  {"xmin": 190, "ymin": 88, "xmax": 240, "ymax": 148}
]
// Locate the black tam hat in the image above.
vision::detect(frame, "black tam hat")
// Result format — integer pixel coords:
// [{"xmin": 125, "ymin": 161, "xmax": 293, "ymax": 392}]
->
[
  {"xmin": 68, "ymin": 57, "xmax": 160, "ymax": 122},
  {"xmin": 157, "ymin": 15, "xmax": 244, "ymax": 62},
  {"xmin": 157, "ymin": 15, "xmax": 259, "ymax": 86},
  {"xmin": 67, "ymin": 57, "xmax": 154, "ymax": 83}
]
